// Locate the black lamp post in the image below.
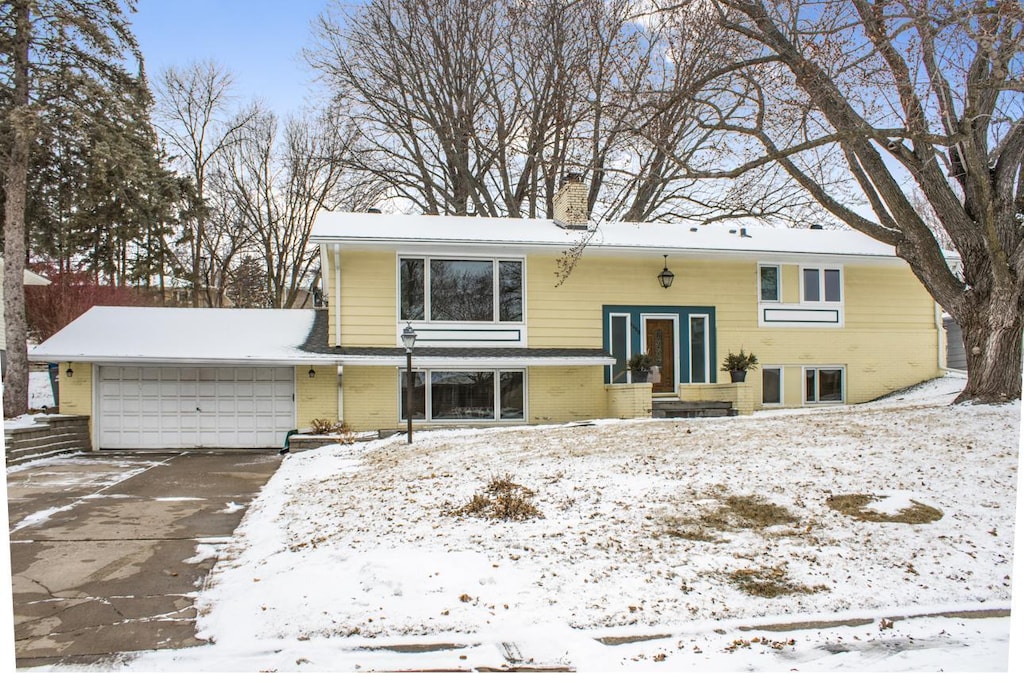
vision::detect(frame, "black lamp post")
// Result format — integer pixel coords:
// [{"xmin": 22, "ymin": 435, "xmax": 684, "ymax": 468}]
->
[
  {"xmin": 400, "ymin": 323, "xmax": 417, "ymax": 444},
  {"xmin": 657, "ymin": 254, "xmax": 675, "ymax": 289}
]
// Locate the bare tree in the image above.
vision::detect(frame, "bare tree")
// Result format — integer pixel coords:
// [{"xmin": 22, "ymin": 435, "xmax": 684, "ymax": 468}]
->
[
  {"xmin": 219, "ymin": 105, "xmax": 383, "ymax": 307},
  {"xmin": 155, "ymin": 61, "xmax": 255, "ymax": 307},
  {"xmin": 664, "ymin": 0, "xmax": 1023, "ymax": 403},
  {"xmin": 307, "ymin": 0, "xmax": 740, "ymax": 222}
]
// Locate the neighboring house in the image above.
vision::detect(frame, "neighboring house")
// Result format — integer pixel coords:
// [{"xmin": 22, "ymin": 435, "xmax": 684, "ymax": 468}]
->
[
  {"xmin": 29, "ymin": 176, "xmax": 947, "ymax": 449},
  {"xmin": 0, "ymin": 259, "xmax": 51, "ymax": 379}
]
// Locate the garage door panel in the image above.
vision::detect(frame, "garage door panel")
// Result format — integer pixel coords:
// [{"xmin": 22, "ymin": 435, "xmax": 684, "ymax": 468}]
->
[{"xmin": 98, "ymin": 365, "xmax": 295, "ymax": 449}]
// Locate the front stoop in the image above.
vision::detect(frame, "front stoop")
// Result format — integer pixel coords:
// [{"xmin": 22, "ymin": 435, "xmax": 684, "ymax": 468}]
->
[{"xmin": 651, "ymin": 399, "xmax": 737, "ymax": 419}]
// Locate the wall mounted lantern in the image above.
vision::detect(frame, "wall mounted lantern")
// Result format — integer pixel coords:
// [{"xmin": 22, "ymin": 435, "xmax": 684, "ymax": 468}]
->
[
  {"xmin": 400, "ymin": 322, "xmax": 418, "ymax": 444},
  {"xmin": 308, "ymin": 367, "xmax": 316, "ymax": 379},
  {"xmin": 657, "ymin": 255, "xmax": 675, "ymax": 289},
  {"xmin": 65, "ymin": 364, "xmax": 73, "ymax": 378}
]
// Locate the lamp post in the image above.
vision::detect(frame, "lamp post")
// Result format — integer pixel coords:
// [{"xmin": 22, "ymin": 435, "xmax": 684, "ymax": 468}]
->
[{"xmin": 400, "ymin": 323, "xmax": 417, "ymax": 444}]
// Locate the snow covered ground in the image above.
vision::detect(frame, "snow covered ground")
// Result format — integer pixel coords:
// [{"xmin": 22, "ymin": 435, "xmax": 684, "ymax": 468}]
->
[{"xmin": 45, "ymin": 375, "xmax": 1022, "ymax": 672}]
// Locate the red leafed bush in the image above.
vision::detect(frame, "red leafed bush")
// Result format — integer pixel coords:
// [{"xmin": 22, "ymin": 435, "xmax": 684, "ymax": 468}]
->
[{"xmin": 25, "ymin": 265, "xmax": 158, "ymax": 343}]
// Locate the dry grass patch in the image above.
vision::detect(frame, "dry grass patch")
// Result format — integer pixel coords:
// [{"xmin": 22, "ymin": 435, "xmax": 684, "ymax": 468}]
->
[
  {"xmin": 665, "ymin": 495, "xmax": 799, "ymax": 542},
  {"xmin": 728, "ymin": 564, "xmax": 829, "ymax": 598},
  {"xmin": 452, "ymin": 474, "xmax": 543, "ymax": 521},
  {"xmin": 827, "ymin": 493, "xmax": 943, "ymax": 524}
]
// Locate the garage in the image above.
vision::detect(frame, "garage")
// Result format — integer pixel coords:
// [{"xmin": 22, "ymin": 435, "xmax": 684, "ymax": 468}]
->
[{"xmin": 96, "ymin": 365, "xmax": 295, "ymax": 449}]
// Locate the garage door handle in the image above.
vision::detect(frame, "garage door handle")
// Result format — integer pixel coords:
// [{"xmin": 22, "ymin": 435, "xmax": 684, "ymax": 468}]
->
[{"xmin": 196, "ymin": 407, "xmax": 201, "ymax": 412}]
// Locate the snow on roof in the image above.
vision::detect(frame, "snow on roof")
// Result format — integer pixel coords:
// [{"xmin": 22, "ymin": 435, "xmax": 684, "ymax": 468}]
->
[
  {"xmin": 311, "ymin": 212, "xmax": 899, "ymax": 259},
  {"xmin": 28, "ymin": 306, "xmax": 339, "ymax": 365}
]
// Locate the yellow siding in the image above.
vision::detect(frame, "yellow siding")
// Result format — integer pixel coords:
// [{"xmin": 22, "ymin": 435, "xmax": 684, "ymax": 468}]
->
[
  {"xmin": 339, "ymin": 251, "xmax": 396, "ymax": 346},
  {"xmin": 678, "ymin": 382, "xmax": 755, "ymax": 415},
  {"xmin": 341, "ymin": 365, "xmax": 399, "ymax": 431},
  {"xmin": 295, "ymin": 366, "xmax": 339, "ymax": 428},
  {"xmin": 780, "ymin": 264, "xmax": 800, "ymax": 303},
  {"xmin": 321, "ymin": 247, "xmax": 336, "ymax": 346},
  {"xmin": 605, "ymin": 383, "xmax": 653, "ymax": 419},
  {"xmin": 58, "ymin": 362, "xmax": 92, "ymax": 417},
  {"xmin": 527, "ymin": 366, "xmax": 606, "ymax": 424}
]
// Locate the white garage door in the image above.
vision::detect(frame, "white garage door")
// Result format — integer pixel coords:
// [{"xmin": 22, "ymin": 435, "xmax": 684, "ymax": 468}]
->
[{"xmin": 97, "ymin": 366, "xmax": 295, "ymax": 449}]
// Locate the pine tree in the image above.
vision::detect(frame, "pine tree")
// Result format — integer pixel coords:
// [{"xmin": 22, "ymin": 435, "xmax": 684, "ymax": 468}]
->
[{"xmin": 1, "ymin": 0, "xmax": 157, "ymax": 416}]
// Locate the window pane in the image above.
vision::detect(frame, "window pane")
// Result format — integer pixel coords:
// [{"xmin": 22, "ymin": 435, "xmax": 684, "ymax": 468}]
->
[
  {"xmin": 805, "ymin": 369, "xmax": 816, "ymax": 402},
  {"xmin": 431, "ymin": 371, "xmax": 494, "ymax": 419},
  {"xmin": 762, "ymin": 368, "xmax": 781, "ymax": 404},
  {"xmin": 760, "ymin": 266, "xmax": 779, "ymax": 301},
  {"xmin": 824, "ymin": 269, "xmax": 841, "ymax": 302},
  {"xmin": 400, "ymin": 259, "xmax": 424, "ymax": 320},
  {"xmin": 499, "ymin": 371, "xmax": 524, "ymax": 419},
  {"xmin": 610, "ymin": 315, "xmax": 628, "ymax": 384},
  {"xmin": 400, "ymin": 371, "xmax": 426, "ymax": 419},
  {"xmin": 818, "ymin": 369, "xmax": 843, "ymax": 401},
  {"xmin": 430, "ymin": 260, "xmax": 493, "ymax": 321},
  {"xmin": 690, "ymin": 316, "xmax": 706, "ymax": 383},
  {"xmin": 803, "ymin": 268, "xmax": 820, "ymax": 302},
  {"xmin": 499, "ymin": 261, "xmax": 523, "ymax": 322}
]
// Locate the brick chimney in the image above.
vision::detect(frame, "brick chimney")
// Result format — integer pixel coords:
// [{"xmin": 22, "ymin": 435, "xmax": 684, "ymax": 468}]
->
[{"xmin": 552, "ymin": 172, "xmax": 589, "ymax": 229}]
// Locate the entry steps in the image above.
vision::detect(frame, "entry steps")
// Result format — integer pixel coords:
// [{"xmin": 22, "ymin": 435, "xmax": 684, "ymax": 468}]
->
[{"xmin": 651, "ymin": 398, "xmax": 736, "ymax": 419}]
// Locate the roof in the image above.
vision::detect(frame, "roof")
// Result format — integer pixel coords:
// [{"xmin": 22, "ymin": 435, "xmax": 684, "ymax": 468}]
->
[
  {"xmin": 311, "ymin": 212, "xmax": 900, "ymax": 260},
  {"xmin": 29, "ymin": 306, "xmax": 342, "ymax": 366}
]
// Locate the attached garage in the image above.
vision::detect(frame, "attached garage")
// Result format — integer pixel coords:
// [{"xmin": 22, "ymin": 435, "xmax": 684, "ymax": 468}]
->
[
  {"xmin": 96, "ymin": 366, "xmax": 295, "ymax": 449},
  {"xmin": 29, "ymin": 307, "xmax": 342, "ymax": 450}
]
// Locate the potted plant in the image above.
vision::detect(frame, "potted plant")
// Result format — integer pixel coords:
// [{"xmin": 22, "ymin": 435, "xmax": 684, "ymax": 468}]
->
[
  {"xmin": 627, "ymin": 352, "xmax": 654, "ymax": 383},
  {"xmin": 720, "ymin": 349, "xmax": 758, "ymax": 383}
]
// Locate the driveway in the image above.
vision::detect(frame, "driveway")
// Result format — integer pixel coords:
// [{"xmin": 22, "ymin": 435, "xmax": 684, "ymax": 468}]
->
[{"xmin": 6, "ymin": 449, "xmax": 282, "ymax": 668}]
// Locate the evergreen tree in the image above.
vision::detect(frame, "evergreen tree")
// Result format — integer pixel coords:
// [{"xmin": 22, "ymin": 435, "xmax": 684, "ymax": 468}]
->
[{"xmin": 1, "ymin": 0, "xmax": 166, "ymax": 416}]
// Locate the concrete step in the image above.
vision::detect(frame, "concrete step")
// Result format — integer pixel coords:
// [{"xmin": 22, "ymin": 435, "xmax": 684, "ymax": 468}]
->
[{"xmin": 651, "ymin": 400, "xmax": 737, "ymax": 419}]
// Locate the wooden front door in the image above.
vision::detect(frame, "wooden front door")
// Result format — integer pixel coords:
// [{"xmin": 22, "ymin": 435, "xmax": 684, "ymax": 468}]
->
[{"xmin": 645, "ymin": 318, "xmax": 675, "ymax": 393}]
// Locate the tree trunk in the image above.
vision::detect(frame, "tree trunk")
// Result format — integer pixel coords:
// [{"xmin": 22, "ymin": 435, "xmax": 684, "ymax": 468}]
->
[
  {"xmin": 2, "ymin": 0, "xmax": 32, "ymax": 418},
  {"xmin": 955, "ymin": 299, "xmax": 1023, "ymax": 404}
]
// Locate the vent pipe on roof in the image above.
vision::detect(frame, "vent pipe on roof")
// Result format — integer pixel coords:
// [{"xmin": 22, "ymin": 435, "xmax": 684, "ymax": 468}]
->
[
  {"xmin": 367, "ymin": 208, "xmax": 382, "ymax": 214},
  {"xmin": 810, "ymin": 223, "xmax": 823, "ymax": 230},
  {"xmin": 740, "ymin": 228, "xmax": 751, "ymax": 238}
]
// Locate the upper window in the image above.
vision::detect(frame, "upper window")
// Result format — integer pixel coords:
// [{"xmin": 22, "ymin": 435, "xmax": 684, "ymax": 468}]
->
[
  {"xmin": 759, "ymin": 265, "xmax": 780, "ymax": 302},
  {"xmin": 400, "ymin": 257, "xmax": 523, "ymax": 323},
  {"xmin": 802, "ymin": 267, "xmax": 842, "ymax": 303}
]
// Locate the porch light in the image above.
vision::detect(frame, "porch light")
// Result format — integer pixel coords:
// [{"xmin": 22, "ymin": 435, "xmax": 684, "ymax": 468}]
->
[
  {"xmin": 657, "ymin": 254, "xmax": 675, "ymax": 289},
  {"xmin": 65, "ymin": 365, "xmax": 73, "ymax": 378},
  {"xmin": 401, "ymin": 323, "xmax": 417, "ymax": 444},
  {"xmin": 308, "ymin": 367, "xmax": 316, "ymax": 379}
]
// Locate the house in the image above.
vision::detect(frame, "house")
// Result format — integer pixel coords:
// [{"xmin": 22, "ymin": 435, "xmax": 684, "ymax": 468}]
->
[
  {"xmin": 1, "ymin": 259, "xmax": 51, "ymax": 379},
  {"xmin": 28, "ymin": 176, "xmax": 947, "ymax": 449}
]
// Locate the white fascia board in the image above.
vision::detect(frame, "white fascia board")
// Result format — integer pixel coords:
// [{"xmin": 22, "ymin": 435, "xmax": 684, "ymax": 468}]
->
[{"xmin": 26, "ymin": 353, "xmax": 342, "ymax": 366}]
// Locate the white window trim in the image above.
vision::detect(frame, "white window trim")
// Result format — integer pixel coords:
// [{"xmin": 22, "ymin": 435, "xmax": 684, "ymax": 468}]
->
[
  {"xmin": 398, "ymin": 367, "xmax": 528, "ymax": 423},
  {"xmin": 757, "ymin": 263, "xmax": 781, "ymax": 303},
  {"xmin": 799, "ymin": 265, "xmax": 844, "ymax": 304},
  {"xmin": 397, "ymin": 254, "xmax": 528, "ymax": 347},
  {"xmin": 759, "ymin": 263, "xmax": 845, "ymax": 328},
  {"xmin": 802, "ymin": 365, "xmax": 846, "ymax": 405},
  {"xmin": 609, "ymin": 312, "xmax": 632, "ymax": 384},
  {"xmin": 397, "ymin": 254, "xmax": 526, "ymax": 324},
  {"xmin": 761, "ymin": 366, "xmax": 784, "ymax": 405},
  {"xmin": 687, "ymin": 313, "xmax": 711, "ymax": 384}
]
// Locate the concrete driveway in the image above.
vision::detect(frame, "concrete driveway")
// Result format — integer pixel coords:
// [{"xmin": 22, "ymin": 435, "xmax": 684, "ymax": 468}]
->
[{"xmin": 6, "ymin": 449, "xmax": 282, "ymax": 668}]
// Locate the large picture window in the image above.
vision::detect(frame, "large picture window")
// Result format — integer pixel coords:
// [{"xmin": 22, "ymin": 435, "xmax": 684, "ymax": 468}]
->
[
  {"xmin": 400, "ymin": 257, "xmax": 523, "ymax": 323},
  {"xmin": 401, "ymin": 369, "xmax": 525, "ymax": 421}
]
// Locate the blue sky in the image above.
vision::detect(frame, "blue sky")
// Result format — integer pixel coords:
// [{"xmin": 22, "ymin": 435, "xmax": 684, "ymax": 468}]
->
[{"xmin": 131, "ymin": 0, "xmax": 335, "ymax": 117}]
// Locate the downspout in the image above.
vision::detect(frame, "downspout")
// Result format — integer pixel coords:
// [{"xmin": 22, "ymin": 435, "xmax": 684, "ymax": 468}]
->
[
  {"xmin": 935, "ymin": 302, "xmax": 947, "ymax": 372},
  {"xmin": 333, "ymin": 244, "xmax": 342, "ymax": 348},
  {"xmin": 334, "ymin": 244, "xmax": 343, "ymax": 422}
]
